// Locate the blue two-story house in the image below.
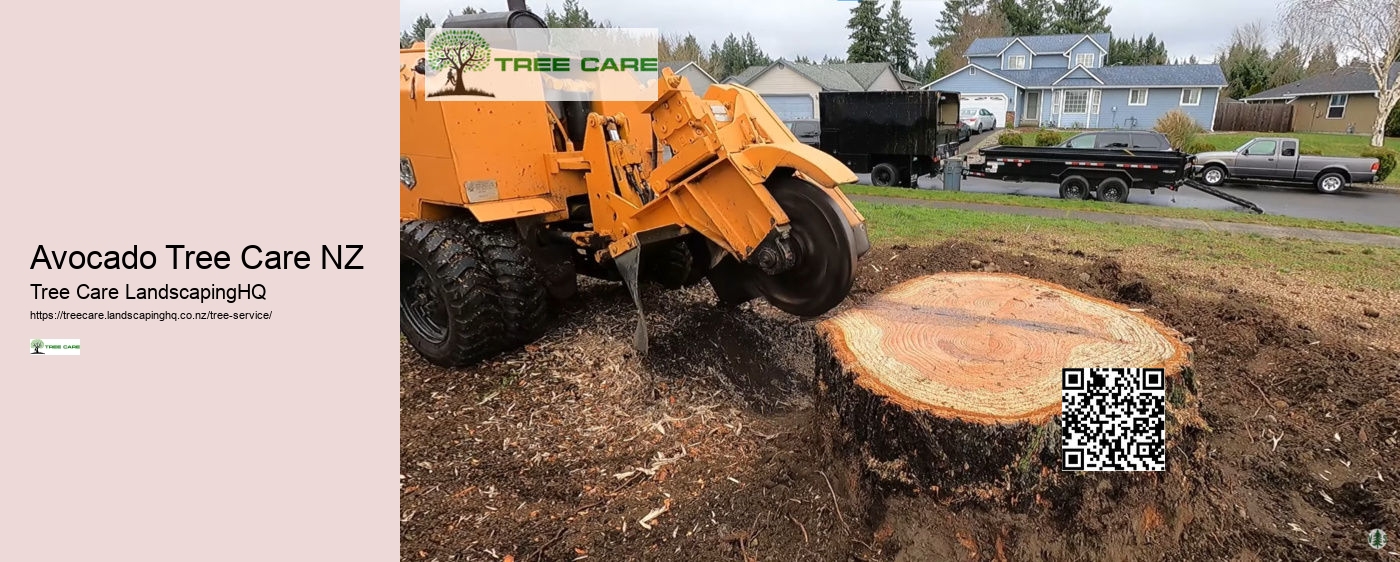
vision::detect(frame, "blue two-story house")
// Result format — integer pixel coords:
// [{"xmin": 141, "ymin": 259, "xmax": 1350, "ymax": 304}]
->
[{"xmin": 924, "ymin": 34, "xmax": 1227, "ymax": 131}]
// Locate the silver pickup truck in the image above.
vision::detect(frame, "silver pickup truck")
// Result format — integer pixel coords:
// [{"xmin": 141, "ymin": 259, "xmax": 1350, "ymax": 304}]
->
[{"xmin": 1192, "ymin": 137, "xmax": 1380, "ymax": 193}]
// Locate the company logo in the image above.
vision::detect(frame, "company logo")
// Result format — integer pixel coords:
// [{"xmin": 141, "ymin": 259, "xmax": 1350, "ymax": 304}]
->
[
  {"xmin": 417, "ymin": 28, "xmax": 660, "ymax": 102},
  {"xmin": 1369, "ymin": 528, "xmax": 1388, "ymax": 550},
  {"xmin": 30, "ymin": 338, "xmax": 80, "ymax": 356},
  {"xmin": 427, "ymin": 29, "xmax": 496, "ymax": 97}
]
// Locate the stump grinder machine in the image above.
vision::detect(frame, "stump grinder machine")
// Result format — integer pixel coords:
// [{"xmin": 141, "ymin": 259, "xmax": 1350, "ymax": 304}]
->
[{"xmin": 399, "ymin": 1, "xmax": 870, "ymax": 366}]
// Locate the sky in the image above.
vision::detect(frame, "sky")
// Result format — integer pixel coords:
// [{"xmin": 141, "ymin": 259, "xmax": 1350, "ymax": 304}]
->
[{"xmin": 399, "ymin": 0, "xmax": 1283, "ymax": 65}]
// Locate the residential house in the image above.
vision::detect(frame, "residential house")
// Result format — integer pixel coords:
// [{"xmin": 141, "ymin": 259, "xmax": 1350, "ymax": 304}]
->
[
  {"xmin": 659, "ymin": 60, "xmax": 718, "ymax": 93},
  {"xmin": 923, "ymin": 34, "xmax": 1227, "ymax": 131},
  {"xmin": 1242, "ymin": 64, "xmax": 1400, "ymax": 136},
  {"xmin": 721, "ymin": 60, "xmax": 908, "ymax": 120}
]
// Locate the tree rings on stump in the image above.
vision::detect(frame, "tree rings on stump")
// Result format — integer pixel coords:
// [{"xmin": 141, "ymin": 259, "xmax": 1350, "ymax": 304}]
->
[{"xmin": 814, "ymin": 272, "xmax": 1197, "ymax": 508}]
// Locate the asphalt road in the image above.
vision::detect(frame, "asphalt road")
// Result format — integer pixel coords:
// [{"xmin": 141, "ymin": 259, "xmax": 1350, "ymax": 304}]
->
[{"xmin": 853, "ymin": 128, "xmax": 1400, "ymax": 228}]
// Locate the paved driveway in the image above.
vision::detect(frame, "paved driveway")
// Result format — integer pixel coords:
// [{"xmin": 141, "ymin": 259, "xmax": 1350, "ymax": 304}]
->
[{"xmin": 854, "ymin": 173, "xmax": 1400, "ymax": 229}]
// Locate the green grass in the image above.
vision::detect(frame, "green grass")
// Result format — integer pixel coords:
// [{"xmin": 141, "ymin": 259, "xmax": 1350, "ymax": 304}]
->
[
  {"xmin": 842, "ymin": 184, "xmax": 1400, "ymax": 237},
  {"xmin": 856, "ymin": 201, "xmax": 1400, "ymax": 291}
]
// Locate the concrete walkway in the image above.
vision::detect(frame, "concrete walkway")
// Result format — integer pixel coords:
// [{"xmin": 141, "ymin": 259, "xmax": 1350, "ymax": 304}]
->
[{"xmin": 849, "ymin": 194, "xmax": 1400, "ymax": 248}]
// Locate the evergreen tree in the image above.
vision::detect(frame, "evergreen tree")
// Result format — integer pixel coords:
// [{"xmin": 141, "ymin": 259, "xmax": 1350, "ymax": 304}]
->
[
  {"xmin": 1304, "ymin": 43, "xmax": 1339, "ymax": 76},
  {"xmin": 741, "ymin": 33, "xmax": 772, "ymax": 67},
  {"xmin": 1050, "ymin": 0, "xmax": 1111, "ymax": 34},
  {"xmin": 821, "ymin": 54, "xmax": 848, "ymax": 64},
  {"xmin": 884, "ymin": 0, "xmax": 918, "ymax": 73},
  {"xmin": 930, "ymin": 0, "xmax": 984, "ymax": 49},
  {"xmin": 1217, "ymin": 24, "xmax": 1272, "ymax": 99},
  {"xmin": 410, "ymin": 14, "xmax": 436, "ymax": 45},
  {"xmin": 544, "ymin": 0, "xmax": 597, "ymax": 28},
  {"xmin": 846, "ymin": 0, "xmax": 887, "ymax": 63},
  {"xmin": 998, "ymin": 0, "xmax": 1050, "ymax": 36},
  {"xmin": 1267, "ymin": 42, "xmax": 1306, "ymax": 89}
]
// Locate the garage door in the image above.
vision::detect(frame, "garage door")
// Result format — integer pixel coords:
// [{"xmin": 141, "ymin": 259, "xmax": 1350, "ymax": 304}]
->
[
  {"xmin": 761, "ymin": 94, "xmax": 815, "ymax": 120},
  {"xmin": 959, "ymin": 94, "xmax": 1009, "ymax": 127}
]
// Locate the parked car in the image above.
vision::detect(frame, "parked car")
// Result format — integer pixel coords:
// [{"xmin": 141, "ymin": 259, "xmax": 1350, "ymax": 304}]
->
[
  {"xmin": 1059, "ymin": 131, "xmax": 1173, "ymax": 151},
  {"xmin": 784, "ymin": 119, "xmax": 820, "ymax": 148},
  {"xmin": 957, "ymin": 121, "xmax": 974, "ymax": 142},
  {"xmin": 1192, "ymin": 137, "xmax": 1380, "ymax": 193},
  {"xmin": 960, "ymin": 108, "xmax": 997, "ymax": 133}
]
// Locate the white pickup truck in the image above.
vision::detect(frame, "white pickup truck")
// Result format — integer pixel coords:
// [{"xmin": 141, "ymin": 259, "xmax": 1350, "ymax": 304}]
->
[{"xmin": 1192, "ymin": 137, "xmax": 1381, "ymax": 194}]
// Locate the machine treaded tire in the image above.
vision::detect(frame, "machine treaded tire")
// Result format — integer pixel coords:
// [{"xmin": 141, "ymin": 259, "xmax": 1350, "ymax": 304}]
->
[
  {"xmin": 871, "ymin": 163, "xmax": 899, "ymax": 187},
  {"xmin": 644, "ymin": 238, "xmax": 704, "ymax": 290},
  {"xmin": 455, "ymin": 218, "xmax": 551, "ymax": 347},
  {"xmin": 1059, "ymin": 175, "xmax": 1091, "ymax": 200},
  {"xmin": 400, "ymin": 220, "xmax": 504, "ymax": 366}
]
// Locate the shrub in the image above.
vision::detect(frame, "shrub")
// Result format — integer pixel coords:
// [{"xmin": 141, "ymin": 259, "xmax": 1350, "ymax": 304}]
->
[
  {"xmin": 1386, "ymin": 103, "xmax": 1400, "ymax": 137},
  {"xmin": 1034, "ymin": 129, "xmax": 1064, "ymax": 146},
  {"xmin": 997, "ymin": 131, "xmax": 1024, "ymax": 146},
  {"xmin": 1152, "ymin": 110, "xmax": 1205, "ymax": 149},
  {"xmin": 1360, "ymin": 146, "xmax": 1397, "ymax": 182},
  {"xmin": 1300, "ymin": 147, "xmax": 1323, "ymax": 156},
  {"xmin": 1183, "ymin": 140, "xmax": 1217, "ymax": 154}
]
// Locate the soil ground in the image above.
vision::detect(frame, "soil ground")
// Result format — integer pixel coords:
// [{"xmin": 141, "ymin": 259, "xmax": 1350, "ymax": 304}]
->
[{"xmin": 401, "ymin": 238, "xmax": 1400, "ymax": 562}]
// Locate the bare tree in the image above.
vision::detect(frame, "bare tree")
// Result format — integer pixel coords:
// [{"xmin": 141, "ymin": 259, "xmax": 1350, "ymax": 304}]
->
[{"xmin": 1282, "ymin": 0, "xmax": 1400, "ymax": 146}]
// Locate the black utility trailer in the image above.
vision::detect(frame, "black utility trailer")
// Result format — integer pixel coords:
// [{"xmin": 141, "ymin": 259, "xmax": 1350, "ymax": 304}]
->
[
  {"xmin": 964, "ymin": 144, "xmax": 1265, "ymax": 213},
  {"xmin": 819, "ymin": 91, "xmax": 963, "ymax": 188}
]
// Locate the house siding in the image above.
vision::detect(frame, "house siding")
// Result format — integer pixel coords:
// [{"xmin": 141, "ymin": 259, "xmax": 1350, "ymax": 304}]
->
[
  {"xmin": 677, "ymin": 67, "xmax": 715, "ymax": 94},
  {"xmin": 1038, "ymin": 87, "xmax": 1221, "ymax": 131},
  {"xmin": 1000, "ymin": 42, "xmax": 1033, "ymax": 70},
  {"xmin": 745, "ymin": 66, "xmax": 822, "ymax": 118},
  {"xmin": 1288, "ymin": 93, "xmax": 1382, "ymax": 135},
  {"xmin": 1031, "ymin": 53, "xmax": 1064, "ymax": 69},
  {"xmin": 968, "ymin": 55, "xmax": 1000, "ymax": 69},
  {"xmin": 867, "ymin": 68, "xmax": 904, "ymax": 91},
  {"xmin": 926, "ymin": 66, "xmax": 1022, "ymax": 125},
  {"xmin": 1066, "ymin": 40, "xmax": 1103, "ymax": 68}
]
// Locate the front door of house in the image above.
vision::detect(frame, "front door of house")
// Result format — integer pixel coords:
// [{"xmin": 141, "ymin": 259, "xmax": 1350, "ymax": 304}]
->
[
  {"xmin": 1024, "ymin": 92, "xmax": 1041, "ymax": 125},
  {"xmin": 1057, "ymin": 89, "xmax": 1090, "ymax": 128}
]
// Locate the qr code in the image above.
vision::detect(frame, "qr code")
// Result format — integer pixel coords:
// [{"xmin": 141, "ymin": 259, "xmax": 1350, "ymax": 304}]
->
[{"xmin": 1061, "ymin": 367, "xmax": 1166, "ymax": 471}]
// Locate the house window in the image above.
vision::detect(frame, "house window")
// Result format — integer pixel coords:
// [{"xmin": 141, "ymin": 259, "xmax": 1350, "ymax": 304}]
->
[
  {"xmin": 1090, "ymin": 90, "xmax": 1101, "ymax": 115},
  {"xmin": 1063, "ymin": 90, "xmax": 1089, "ymax": 113},
  {"xmin": 1327, "ymin": 94, "xmax": 1348, "ymax": 119},
  {"xmin": 1075, "ymin": 53, "xmax": 1095, "ymax": 68},
  {"xmin": 1008, "ymin": 55, "xmax": 1027, "ymax": 70},
  {"xmin": 1180, "ymin": 88, "xmax": 1201, "ymax": 106},
  {"xmin": 1128, "ymin": 88, "xmax": 1148, "ymax": 106}
]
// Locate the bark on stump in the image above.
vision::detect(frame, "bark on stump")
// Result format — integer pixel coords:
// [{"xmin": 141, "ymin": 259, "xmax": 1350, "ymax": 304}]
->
[{"xmin": 815, "ymin": 273, "xmax": 1198, "ymax": 508}]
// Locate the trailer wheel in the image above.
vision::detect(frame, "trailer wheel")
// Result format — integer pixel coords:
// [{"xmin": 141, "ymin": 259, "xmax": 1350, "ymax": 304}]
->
[
  {"xmin": 1314, "ymin": 172, "xmax": 1346, "ymax": 194},
  {"xmin": 400, "ymin": 220, "xmax": 504, "ymax": 366},
  {"xmin": 1059, "ymin": 175, "xmax": 1091, "ymax": 200},
  {"xmin": 455, "ymin": 218, "xmax": 551, "ymax": 348},
  {"xmin": 871, "ymin": 163, "xmax": 899, "ymax": 187},
  {"xmin": 1096, "ymin": 177, "xmax": 1130, "ymax": 203}
]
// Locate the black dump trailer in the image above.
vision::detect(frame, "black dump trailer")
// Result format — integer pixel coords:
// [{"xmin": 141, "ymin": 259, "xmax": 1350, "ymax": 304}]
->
[
  {"xmin": 964, "ymin": 145, "xmax": 1264, "ymax": 212},
  {"xmin": 819, "ymin": 91, "xmax": 962, "ymax": 188}
]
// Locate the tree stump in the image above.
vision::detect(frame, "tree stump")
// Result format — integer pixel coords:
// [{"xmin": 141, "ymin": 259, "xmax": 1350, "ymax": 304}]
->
[{"xmin": 815, "ymin": 273, "xmax": 1197, "ymax": 507}]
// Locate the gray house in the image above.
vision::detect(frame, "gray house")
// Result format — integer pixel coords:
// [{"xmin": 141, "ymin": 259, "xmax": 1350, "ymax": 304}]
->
[
  {"xmin": 659, "ymin": 60, "xmax": 718, "ymax": 93},
  {"xmin": 722, "ymin": 60, "xmax": 909, "ymax": 120},
  {"xmin": 924, "ymin": 34, "xmax": 1227, "ymax": 130}
]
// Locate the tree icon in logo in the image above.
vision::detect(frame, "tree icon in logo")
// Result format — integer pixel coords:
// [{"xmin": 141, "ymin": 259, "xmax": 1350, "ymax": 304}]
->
[
  {"xmin": 1370, "ymin": 528, "xmax": 1388, "ymax": 550},
  {"xmin": 426, "ymin": 29, "xmax": 497, "ymax": 98},
  {"xmin": 31, "ymin": 339, "xmax": 44, "ymax": 354}
]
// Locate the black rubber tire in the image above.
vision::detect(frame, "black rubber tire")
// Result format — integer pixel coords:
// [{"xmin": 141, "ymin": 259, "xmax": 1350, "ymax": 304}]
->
[
  {"xmin": 871, "ymin": 163, "xmax": 899, "ymax": 187},
  {"xmin": 753, "ymin": 178, "xmax": 857, "ymax": 317},
  {"xmin": 454, "ymin": 219, "xmax": 550, "ymax": 347},
  {"xmin": 1096, "ymin": 177, "xmax": 1130, "ymax": 203},
  {"xmin": 1314, "ymin": 171, "xmax": 1347, "ymax": 194},
  {"xmin": 1200, "ymin": 164, "xmax": 1227, "ymax": 187},
  {"xmin": 706, "ymin": 256, "xmax": 760, "ymax": 308},
  {"xmin": 400, "ymin": 220, "xmax": 504, "ymax": 366},
  {"xmin": 1059, "ymin": 175, "xmax": 1091, "ymax": 200},
  {"xmin": 643, "ymin": 238, "xmax": 704, "ymax": 289}
]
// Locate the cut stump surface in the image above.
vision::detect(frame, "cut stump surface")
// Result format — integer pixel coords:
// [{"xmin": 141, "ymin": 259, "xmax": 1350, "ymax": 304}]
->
[{"xmin": 815, "ymin": 273, "xmax": 1195, "ymax": 501}]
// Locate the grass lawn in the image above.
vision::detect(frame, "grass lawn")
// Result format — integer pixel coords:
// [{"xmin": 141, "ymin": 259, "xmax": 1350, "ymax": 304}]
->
[
  {"xmin": 842, "ymin": 184, "xmax": 1400, "ymax": 237},
  {"xmin": 855, "ymin": 201, "xmax": 1400, "ymax": 291}
]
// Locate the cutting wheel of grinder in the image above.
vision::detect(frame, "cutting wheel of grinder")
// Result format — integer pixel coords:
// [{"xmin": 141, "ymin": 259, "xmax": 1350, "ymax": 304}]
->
[{"xmin": 752, "ymin": 177, "xmax": 858, "ymax": 317}]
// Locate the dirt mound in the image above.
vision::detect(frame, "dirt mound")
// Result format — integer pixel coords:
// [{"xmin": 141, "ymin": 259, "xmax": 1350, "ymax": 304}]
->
[{"xmin": 401, "ymin": 239, "xmax": 1400, "ymax": 561}]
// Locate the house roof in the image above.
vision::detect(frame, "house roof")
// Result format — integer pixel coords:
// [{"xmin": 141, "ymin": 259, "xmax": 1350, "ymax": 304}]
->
[
  {"xmin": 726, "ymin": 60, "xmax": 902, "ymax": 91},
  {"xmin": 966, "ymin": 33, "xmax": 1112, "ymax": 57},
  {"xmin": 1243, "ymin": 64, "xmax": 1400, "ymax": 101},
  {"xmin": 659, "ymin": 60, "xmax": 719, "ymax": 84},
  {"xmin": 954, "ymin": 63, "xmax": 1227, "ymax": 88}
]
